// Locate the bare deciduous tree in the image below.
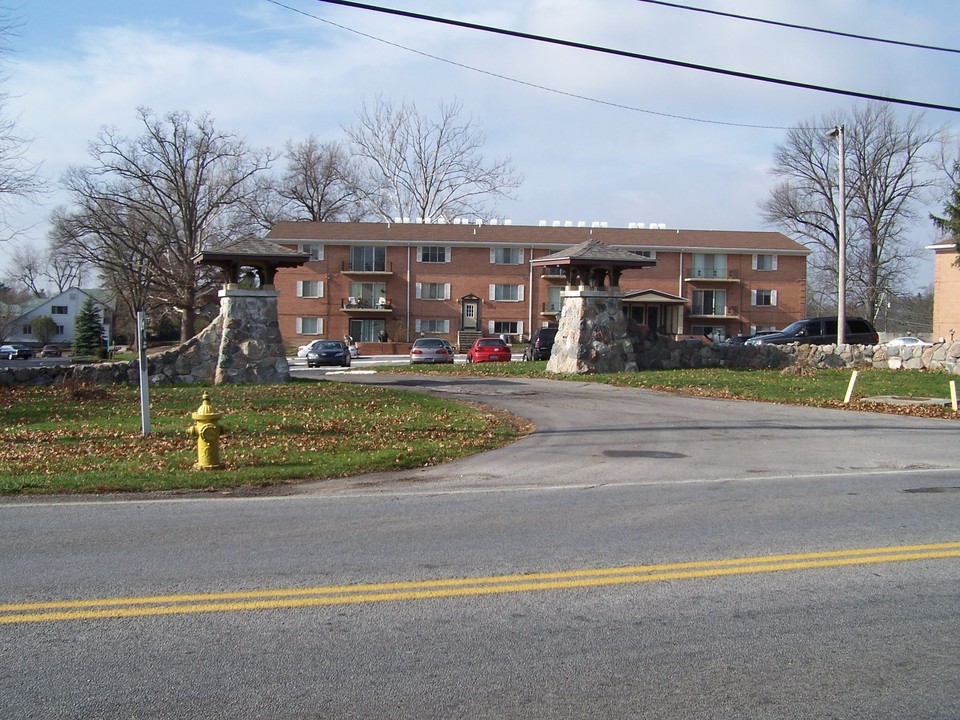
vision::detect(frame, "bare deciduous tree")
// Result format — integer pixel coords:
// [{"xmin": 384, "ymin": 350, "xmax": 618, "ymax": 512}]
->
[
  {"xmin": 4, "ymin": 240, "xmax": 44, "ymax": 296},
  {"xmin": 761, "ymin": 103, "xmax": 939, "ymax": 321},
  {"xmin": 61, "ymin": 108, "xmax": 275, "ymax": 341},
  {"xmin": 4, "ymin": 234, "xmax": 88, "ymax": 296},
  {"xmin": 51, "ymin": 202, "xmax": 163, "ymax": 332},
  {"xmin": 241, "ymin": 137, "xmax": 370, "ymax": 232},
  {"xmin": 346, "ymin": 97, "xmax": 522, "ymax": 222},
  {"xmin": 0, "ymin": 6, "xmax": 44, "ymax": 239}
]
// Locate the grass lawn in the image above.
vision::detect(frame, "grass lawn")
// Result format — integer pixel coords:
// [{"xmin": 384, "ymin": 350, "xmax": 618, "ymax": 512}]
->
[
  {"xmin": 1, "ymin": 365, "xmax": 956, "ymax": 496},
  {"xmin": 381, "ymin": 361, "xmax": 960, "ymax": 417},
  {"xmin": 0, "ymin": 380, "xmax": 530, "ymax": 495}
]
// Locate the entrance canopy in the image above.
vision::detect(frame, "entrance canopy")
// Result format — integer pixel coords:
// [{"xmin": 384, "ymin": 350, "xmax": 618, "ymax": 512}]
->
[
  {"xmin": 530, "ymin": 239, "xmax": 656, "ymax": 290},
  {"xmin": 193, "ymin": 236, "xmax": 310, "ymax": 287}
]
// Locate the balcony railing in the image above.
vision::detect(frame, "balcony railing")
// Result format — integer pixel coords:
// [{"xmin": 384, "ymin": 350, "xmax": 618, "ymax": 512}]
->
[
  {"xmin": 341, "ymin": 261, "xmax": 394, "ymax": 274},
  {"xmin": 342, "ymin": 298, "xmax": 393, "ymax": 312},
  {"xmin": 686, "ymin": 268, "xmax": 739, "ymax": 280}
]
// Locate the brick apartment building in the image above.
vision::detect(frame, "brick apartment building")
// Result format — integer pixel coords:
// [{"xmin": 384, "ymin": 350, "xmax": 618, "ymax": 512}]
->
[
  {"xmin": 929, "ymin": 241, "xmax": 960, "ymax": 342},
  {"xmin": 266, "ymin": 220, "xmax": 809, "ymax": 348}
]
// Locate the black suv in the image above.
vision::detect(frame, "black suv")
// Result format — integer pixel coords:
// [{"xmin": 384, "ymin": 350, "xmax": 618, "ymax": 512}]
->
[
  {"xmin": 746, "ymin": 316, "xmax": 879, "ymax": 346},
  {"xmin": 523, "ymin": 327, "xmax": 558, "ymax": 361}
]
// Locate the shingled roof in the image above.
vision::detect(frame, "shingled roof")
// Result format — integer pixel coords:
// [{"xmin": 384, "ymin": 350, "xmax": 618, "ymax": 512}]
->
[
  {"xmin": 530, "ymin": 239, "xmax": 656, "ymax": 269},
  {"xmin": 266, "ymin": 220, "xmax": 809, "ymax": 255}
]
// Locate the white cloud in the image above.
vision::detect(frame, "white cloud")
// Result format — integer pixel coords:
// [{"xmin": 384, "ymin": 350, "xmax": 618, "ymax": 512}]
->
[{"xmin": 2, "ymin": 0, "xmax": 955, "ymax": 291}]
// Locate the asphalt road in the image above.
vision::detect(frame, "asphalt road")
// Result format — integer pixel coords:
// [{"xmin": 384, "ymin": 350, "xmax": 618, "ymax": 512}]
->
[{"xmin": 1, "ymin": 375, "xmax": 958, "ymax": 719}]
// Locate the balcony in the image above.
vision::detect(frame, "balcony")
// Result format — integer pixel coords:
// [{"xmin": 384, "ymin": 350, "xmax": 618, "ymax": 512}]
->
[
  {"xmin": 688, "ymin": 306, "xmax": 739, "ymax": 320},
  {"xmin": 341, "ymin": 297, "xmax": 394, "ymax": 315},
  {"xmin": 540, "ymin": 268, "xmax": 567, "ymax": 283},
  {"xmin": 684, "ymin": 268, "xmax": 740, "ymax": 283},
  {"xmin": 341, "ymin": 261, "xmax": 394, "ymax": 277}
]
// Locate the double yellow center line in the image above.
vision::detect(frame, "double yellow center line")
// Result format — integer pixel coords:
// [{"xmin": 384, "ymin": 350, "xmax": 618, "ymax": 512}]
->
[{"xmin": 2, "ymin": 542, "xmax": 958, "ymax": 625}]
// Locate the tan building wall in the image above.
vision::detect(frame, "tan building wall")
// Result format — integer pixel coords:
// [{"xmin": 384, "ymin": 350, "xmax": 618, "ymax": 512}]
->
[
  {"xmin": 268, "ymin": 222, "xmax": 809, "ymax": 347},
  {"xmin": 931, "ymin": 243, "xmax": 960, "ymax": 342}
]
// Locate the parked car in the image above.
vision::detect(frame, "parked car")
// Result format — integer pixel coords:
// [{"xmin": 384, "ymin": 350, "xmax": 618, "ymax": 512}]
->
[
  {"xmin": 304, "ymin": 339, "xmax": 352, "ymax": 368},
  {"xmin": 523, "ymin": 327, "xmax": 558, "ymax": 361},
  {"xmin": 886, "ymin": 336, "xmax": 931, "ymax": 347},
  {"xmin": 297, "ymin": 339, "xmax": 323, "ymax": 358},
  {"xmin": 745, "ymin": 317, "xmax": 879, "ymax": 346},
  {"xmin": 40, "ymin": 344, "xmax": 62, "ymax": 358},
  {"xmin": 410, "ymin": 337, "xmax": 454, "ymax": 364},
  {"xmin": 466, "ymin": 337, "xmax": 511, "ymax": 363},
  {"xmin": 0, "ymin": 343, "xmax": 33, "ymax": 360},
  {"xmin": 441, "ymin": 339, "xmax": 456, "ymax": 358}
]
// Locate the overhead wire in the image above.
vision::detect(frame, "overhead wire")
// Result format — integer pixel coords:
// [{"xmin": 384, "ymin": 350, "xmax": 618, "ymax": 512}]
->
[
  {"xmin": 634, "ymin": 0, "xmax": 960, "ymax": 55},
  {"xmin": 307, "ymin": 0, "xmax": 960, "ymax": 114},
  {"xmin": 267, "ymin": 0, "xmax": 794, "ymax": 129}
]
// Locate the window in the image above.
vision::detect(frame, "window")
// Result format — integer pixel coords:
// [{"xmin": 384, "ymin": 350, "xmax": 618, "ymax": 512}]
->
[
  {"xmin": 52, "ymin": 305, "xmax": 69, "ymax": 315},
  {"xmin": 490, "ymin": 320, "xmax": 522, "ymax": 335},
  {"xmin": 416, "ymin": 282, "xmax": 451, "ymax": 300},
  {"xmin": 490, "ymin": 247, "xmax": 523, "ymax": 265},
  {"xmin": 692, "ymin": 289, "xmax": 726, "ymax": 315},
  {"xmin": 296, "ymin": 317, "xmax": 323, "ymax": 335},
  {"xmin": 298, "ymin": 243, "xmax": 324, "ymax": 261},
  {"xmin": 296, "ymin": 280, "xmax": 324, "ymax": 298},
  {"xmin": 753, "ymin": 254, "xmax": 778, "ymax": 271},
  {"xmin": 490, "ymin": 284, "xmax": 524, "ymax": 301},
  {"xmin": 546, "ymin": 286, "xmax": 562, "ymax": 313},
  {"xmin": 350, "ymin": 245, "xmax": 386, "ymax": 271},
  {"xmin": 751, "ymin": 289, "xmax": 778, "ymax": 307},
  {"xmin": 691, "ymin": 254, "xmax": 727, "ymax": 279},
  {"xmin": 415, "ymin": 319, "xmax": 451, "ymax": 334},
  {"xmin": 418, "ymin": 246, "xmax": 450, "ymax": 263},
  {"xmin": 630, "ymin": 250, "xmax": 656, "ymax": 259}
]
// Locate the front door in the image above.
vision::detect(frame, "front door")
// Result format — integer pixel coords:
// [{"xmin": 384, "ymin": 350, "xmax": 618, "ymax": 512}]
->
[{"xmin": 460, "ymin": 295, "xmax": 480, "ymax": 331}]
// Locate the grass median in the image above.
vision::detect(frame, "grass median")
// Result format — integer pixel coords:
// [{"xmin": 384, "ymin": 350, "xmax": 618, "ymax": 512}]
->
[{"xmin": 1, "ymin": 365, "xmax": 956, "ymax": 496}]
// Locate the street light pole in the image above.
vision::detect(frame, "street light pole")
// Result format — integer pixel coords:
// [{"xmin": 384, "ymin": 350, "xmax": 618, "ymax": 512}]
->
[{"xmin": 828, "ymin": 125, "xmax": 846, "ymax": 345}]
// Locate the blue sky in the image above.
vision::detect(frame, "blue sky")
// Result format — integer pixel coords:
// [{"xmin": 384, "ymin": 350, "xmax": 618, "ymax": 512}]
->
[{"xmin": 5, "ymin": 1, "xmax": 960, "ymax": 289}]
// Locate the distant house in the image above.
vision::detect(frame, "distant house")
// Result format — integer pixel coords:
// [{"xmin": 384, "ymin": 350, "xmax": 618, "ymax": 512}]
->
[
  {"xmin": 4, "ymin": 288, "xmax": 115, "ymax": 347},
  {"xmin": 929, "ymin": 242, "xmax": 960, "ymax": 342}
]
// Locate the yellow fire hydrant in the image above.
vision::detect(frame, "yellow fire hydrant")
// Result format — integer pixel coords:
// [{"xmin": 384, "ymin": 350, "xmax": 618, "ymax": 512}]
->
[{"xmin": 187, "ymin": 391, "xmax": 224, "ymax": 470}]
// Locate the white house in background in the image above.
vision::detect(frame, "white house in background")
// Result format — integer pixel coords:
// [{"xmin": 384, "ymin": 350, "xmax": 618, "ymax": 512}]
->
[{"xmin": 5, "ymin": 288, "xmax": 115, "ymax": 347}]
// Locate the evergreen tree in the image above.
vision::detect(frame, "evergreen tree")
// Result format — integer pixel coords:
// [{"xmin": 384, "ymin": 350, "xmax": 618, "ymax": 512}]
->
[
  {"xmin": 932, "ymin": 160, "xmax": 960, "ymax": 265},
  {"xmin": 73, "ymin": 296, "xmax": 103, "ymax": 357}
]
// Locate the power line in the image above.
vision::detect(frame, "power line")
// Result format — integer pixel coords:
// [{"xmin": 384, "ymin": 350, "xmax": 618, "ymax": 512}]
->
[
  {"xmin": 635, "ymin": 0, "xmax": 960, "ymax": 55},
  {"xmin": 267, "ymin": 0, "xmax": 792, "ymax": 129},
  {"xmin": 310, "ymin": 0, "xmax": 960, "ymax": 114}
]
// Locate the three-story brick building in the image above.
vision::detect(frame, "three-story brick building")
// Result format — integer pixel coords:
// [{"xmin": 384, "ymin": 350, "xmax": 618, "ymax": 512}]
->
[{"xmin": 267, "ymin": 220, "xmax": 809, "ymax": 348}]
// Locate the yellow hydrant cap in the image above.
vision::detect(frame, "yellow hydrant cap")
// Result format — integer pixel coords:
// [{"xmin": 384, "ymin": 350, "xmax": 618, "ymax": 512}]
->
[{"xmin": 192, "ymin": 391, "xmax": 222, "ymax": 421}]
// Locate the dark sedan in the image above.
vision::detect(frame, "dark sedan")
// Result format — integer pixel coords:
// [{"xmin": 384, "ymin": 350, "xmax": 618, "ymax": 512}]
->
[
  {"xmin": 305, "ymin": 339, "xmax": 352, "ymax": 368},
  {"xmin": 0, "ymin": 344, "xmax": 33, "ymax": 360}
]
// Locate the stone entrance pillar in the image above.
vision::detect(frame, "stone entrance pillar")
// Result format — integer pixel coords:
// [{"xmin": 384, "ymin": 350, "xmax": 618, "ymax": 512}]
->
[
  {"xmin": 193, "ymin": 236, "xmax": 310, "ymax": 385},
  {"xmin": 547, "ymin": 290, "xmax": 637, "ymax": 374},
  {"xmin": 532, "ymin": 239, "xmax": 656, "ymax": 375},
  {"xmin": 214, "ymin": 286, "xmax": 290, "ymax": 384}
]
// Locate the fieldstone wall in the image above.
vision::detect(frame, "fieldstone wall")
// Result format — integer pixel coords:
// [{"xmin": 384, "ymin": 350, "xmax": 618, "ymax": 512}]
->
[
  {"xmin": 0, "ymin": 286, "xmax": 291, "ymax": 387},
  {"xmin": 628, "ymin": 335, "xmax": 960, "ymax": 374}
]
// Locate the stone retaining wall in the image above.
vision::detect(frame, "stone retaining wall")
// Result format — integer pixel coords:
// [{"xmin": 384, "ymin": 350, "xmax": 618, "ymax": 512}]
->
[
  {"xmin": 632, "ymin": 336, "xmax": 960, "ymax": 374},
  {"xmin": 3, "ymin": 337, "xmax": 959, "ymax": 388}
]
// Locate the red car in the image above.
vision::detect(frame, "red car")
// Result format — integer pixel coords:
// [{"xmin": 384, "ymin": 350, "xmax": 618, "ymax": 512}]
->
[{"xmin": 466, "ymin": 337, "xmax": 511, "ymax": 363}]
